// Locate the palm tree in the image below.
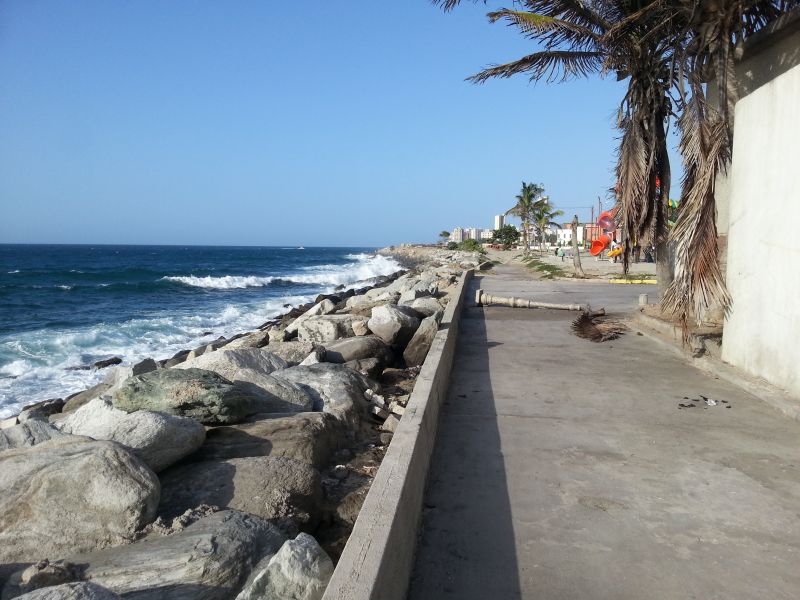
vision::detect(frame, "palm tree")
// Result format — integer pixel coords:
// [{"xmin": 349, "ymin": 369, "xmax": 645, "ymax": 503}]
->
[
  {"xmin": 435, "ymin": 0, "xmax": 798, "ymax": 330},
  {"xmin": 506, "ymin": 181, "xmax": 546, "ymax": 255},
  {"xmin": 532, "ymin": 198, "xmax": 563, "ymax": 253},
  {"xmin": 435, "ymin": 0, "xmax": 679, "ymax": 292}
]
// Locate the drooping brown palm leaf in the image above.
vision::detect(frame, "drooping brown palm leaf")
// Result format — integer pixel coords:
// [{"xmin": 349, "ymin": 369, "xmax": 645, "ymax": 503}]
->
[{"xmin": 571, "ymin": 312, "xmax": 626, "ymax": 342}]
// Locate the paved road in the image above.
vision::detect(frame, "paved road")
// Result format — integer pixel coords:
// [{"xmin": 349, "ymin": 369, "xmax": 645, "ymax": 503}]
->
[{"xmin": 408, "ymin": 264, "xmax": 800, "ymax": 600}]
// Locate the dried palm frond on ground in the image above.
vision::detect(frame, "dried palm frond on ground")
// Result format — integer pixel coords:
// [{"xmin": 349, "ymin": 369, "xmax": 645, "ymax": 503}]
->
[{"xmin": 571, "ymin": 313, "xmax": 626, "ymax": 343}]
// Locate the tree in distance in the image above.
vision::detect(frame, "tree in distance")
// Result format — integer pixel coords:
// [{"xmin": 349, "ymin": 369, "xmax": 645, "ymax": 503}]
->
[{"xmin": 492, "ymin": 224, "xmax": 521, "ymax": 249}]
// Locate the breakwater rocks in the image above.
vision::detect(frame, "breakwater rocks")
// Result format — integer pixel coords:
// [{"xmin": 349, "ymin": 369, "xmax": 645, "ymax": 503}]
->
[{"xmin": 0, "ymin": 249, "xmax": 480, "ymax": 599}]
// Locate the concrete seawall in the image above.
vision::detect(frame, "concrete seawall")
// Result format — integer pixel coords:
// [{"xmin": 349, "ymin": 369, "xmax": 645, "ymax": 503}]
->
[{"xmin": 322, "ymin": 268, "xmax": 474, "ymax": 600}]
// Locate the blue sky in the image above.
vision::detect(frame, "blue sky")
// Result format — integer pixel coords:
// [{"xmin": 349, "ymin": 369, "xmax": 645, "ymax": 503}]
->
[{"xmin": 0, "ymin": 1, "xmax": 673, "ymax": 246}]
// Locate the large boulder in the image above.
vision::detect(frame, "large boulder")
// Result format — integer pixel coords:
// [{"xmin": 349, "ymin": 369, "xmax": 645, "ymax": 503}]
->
[
  {"xmin": 272, "ymin": 363, "xmax": 376, "ymax": 426},
  {"xmin": 12, "ymin": 582, "xmax": 121, "ymax": 600},
  {"xmin": 297, "ymin": 315, "xmax": 367, "ymax": 344},
  {"xmin": 0, "ymin": 420, "xmax": 65, "ymax": 451},
  {"xmin": 2, "ymin": 510, "xmax": 287, "ymax": 600},
  {"xmin": 158, "ymin": 457, "xmax": 322, "ymax": 532},
  {"xmin": 263, "ymin": 341, "xmax": 321, "ymax": 367},
  {"xmin": 0, "ymin": 437, "xmax": 160, "ymax": 565},
  {"xmin": 367, "ymin": 305, "xmax": 420, "ymax": 347},
  {"xmin": 285, "ymin": 299, "xmax": 336, "ymax": 335},
  {"xmin": 235, "ymin": 533, "xmax": 333, "ymax": 600},
  {"xmin": 62, "ymin": 382, "xmax": 113, "ymax": 414},
  {"xmin": 221, "ymin": 331, "xmax": 270, "ymax": 350},
  {"xmin": 188, "ymin": 412, "xmax": 338, "ymax": 468},
  {"xmin": 112, "ymin": 368, "xmax": 271, "ymax": 425},
  {"xmin": 17, "ymin": 399, "xmax": 64, "ymax": 423},
  {"xmin": 55, "ymin": 398, "xmax": 206, "ymax": 472},
  {"xmin": 175, "ymin": 348, "xmax": 288, "ymax": 379},
  {"xmin": 403, "ymin": 312, "xmax": 442, "ymax": 367},
  {"xmin": 410, "ymin": 296, "xmax": 445, "ymax": 317},
  {"xmin": 322, "ymin": 336, "xmax": 393, "ymax": 366},
  {"xmin": 229, "ymin": 372, "xmax": 315, "ymax": 413},
  {"xmin": 172, "ymin": 350, "xmax": 313, "ymax": 414}
]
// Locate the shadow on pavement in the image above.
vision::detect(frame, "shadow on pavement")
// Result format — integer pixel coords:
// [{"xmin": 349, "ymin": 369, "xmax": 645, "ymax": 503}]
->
[{"xmin": 407, "ymin": 277, "xmax": 521, "ymax": 599}]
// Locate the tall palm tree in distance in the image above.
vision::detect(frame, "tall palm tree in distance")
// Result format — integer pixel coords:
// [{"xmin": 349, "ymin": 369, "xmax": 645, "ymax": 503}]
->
[
  {"xmin": 532, "ymin": 198, "xmax": 564, "ymax": 253},
  {"xmin": 506, "ymin": 181, "xmax": 546, "ymax": 255}
]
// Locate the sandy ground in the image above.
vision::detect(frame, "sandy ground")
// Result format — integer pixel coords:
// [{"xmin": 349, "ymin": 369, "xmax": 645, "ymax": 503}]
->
[{"xmin": 485, "ymin": 247, "xmax": 657, "ymax": 279}]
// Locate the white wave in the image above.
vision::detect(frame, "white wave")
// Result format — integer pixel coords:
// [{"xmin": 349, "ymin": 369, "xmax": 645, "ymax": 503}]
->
[
  {"xmin": 7, "ymin": 270, "xmax": 20, "ymax": 274},
  {"xmin": 162, "ymin": 275, "xmax": 275, "ymax": 289},
  {"xmin": 56, "ymin": 285, "xmax": 73, "ymax": 290},
  {"xmin": 0, "ymin": 293, "xmax": 314, "ymax": 418},
  {"xmin": 164, "ymin": 254, "xmax": 401, "ymax": 291}
]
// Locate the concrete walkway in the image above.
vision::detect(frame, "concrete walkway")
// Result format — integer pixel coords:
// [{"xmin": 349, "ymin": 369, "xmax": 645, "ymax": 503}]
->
[{"xmin": 408, "ymin": 264, "xmax": 800, "ymax": 600}]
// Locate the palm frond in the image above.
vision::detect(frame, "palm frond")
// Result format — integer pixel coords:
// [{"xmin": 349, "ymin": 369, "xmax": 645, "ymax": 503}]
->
[{"xmin": 468, "ymin": 50, "xmax": 603, "ymax": 83}]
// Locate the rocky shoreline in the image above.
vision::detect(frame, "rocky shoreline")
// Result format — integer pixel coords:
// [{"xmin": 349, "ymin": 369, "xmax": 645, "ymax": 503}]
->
[{"xmin": 0, "ymin": 248, "xmax": 481, "ymax": 600}]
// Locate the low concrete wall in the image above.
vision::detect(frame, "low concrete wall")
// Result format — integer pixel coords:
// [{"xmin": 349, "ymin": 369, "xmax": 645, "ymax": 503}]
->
[{"xmin": 322, "ymin": 269, "xmax": 474, "ymax": 600}]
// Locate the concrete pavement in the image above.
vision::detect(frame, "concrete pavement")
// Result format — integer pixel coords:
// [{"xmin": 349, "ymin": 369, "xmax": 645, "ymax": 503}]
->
[{"xmin": 407, "ymin": 264, "xmax": 800, "ymax": 600}]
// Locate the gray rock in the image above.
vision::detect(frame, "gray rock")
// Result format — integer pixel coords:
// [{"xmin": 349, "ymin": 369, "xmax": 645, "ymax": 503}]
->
[
  {"xmin": 398, "ymin": 288, "xmax": 428, "ymax": 305},
  {"xmin": 285, "ymin": 299, "xmax": 336, "ymax": 335},
  {"xmin": 231, "ymin": 373, "xmax": 315, "ymax": 414},
  {"xmin": 298, "ymin": 346, "xmax": 326, "ymax": 366},
  {"xmin": 410, "ymin": 296, "xmax": 444, "ymax": 317},
  {"xmin": 263, "ymin": 341, "xmax": 319, "ymax": 366},
  {"xmin": 367, "ymin": 305, "xmax": 420, "ymax": 347},
  {"xmin": 0, "ymin": 437, "xmax": 159, "ymax": 565},
  {"xmin": 62, "ymin": 382, "xmax": 113, "ymax": 414},
  {"xmin": 297, "ymin": 315, "xmax": 366, "ymax": 343},
  {"xmin": 0, "ymin": 420, "xmax": 65, "ymax": 451},
  {"xmin": 272, "ymin": 363, "xmax": 377, "ymax": 425},
  {"xmin": 3, "ymin": 510, "xmax": 287, "ymax": 600},
  {"xmin": 351, "ymin": 318, "xmax": 370, "ymax": 336},
  {"xmin": 380, "ymin": 414, "xmax": 401, "ymax": 433},
  {"xmin": 234, "ymin": 533, "xmax": 333, "ymax": 600},
  {"xmin": 385, "ymin": 273, "xmax": 416, "ymax": 295},
  {"xmin": 131, "ymin": 358, "xmax": 158, "ymax": 376},
  {"xmin": 343, "ymin": 357, "xmax": 384, "ymax": 380},
  {"xmin": 175, "ymin": 348, "xmax": 289, "ymax": 379},
  {"xmin": 12, "ymin": 583, "xmax": 121, "ymax": 600},
  {"xmin": 158, "ymin": 457, "xmax": 322, "ymax": 532},
  {"xmin": 403, "ymin": 312, "xmax": 441, "ymax": 367},
  {"xmin": 189, "ymin": 412, "xmax": 338, "ymax": 468},
  {"xmin": 55, "ymin": 398, "xmax": 206, "ymax": 472},
  {"xmin": 17, "ymin": 399, "xmax": 64, "ymax": 423},
  {"xmin": 270, "ymin": 328, "xmax": 290, "ymax": 343},
  {"xmin": 322, "ymin": 336, "xmax": 393, "ymax": 365},
  {"xmin": 112, "ymin": 368, "xmax": 270, "ymax": 425},
  {"xmin": 222, "ymin": 331, "xmax": 271, "ymax": 350}
]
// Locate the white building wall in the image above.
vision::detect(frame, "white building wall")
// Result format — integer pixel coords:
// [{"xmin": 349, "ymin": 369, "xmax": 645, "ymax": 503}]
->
[
  {"xmin": 494, "ymin": 215, "xmax": 504, "ymax": 230},
  {"xmin": 722, "ymin": 61, "xmax": 800, "ymax": 397},
  {"xmin": 557, "ymin": 226, "xmax": 583, "ymax": 245}
]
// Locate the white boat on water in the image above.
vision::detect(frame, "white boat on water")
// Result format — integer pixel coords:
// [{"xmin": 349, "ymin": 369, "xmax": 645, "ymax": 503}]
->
[{"xmin": 297, "ymin": 246, "xmax": 305, "ymax": 250}]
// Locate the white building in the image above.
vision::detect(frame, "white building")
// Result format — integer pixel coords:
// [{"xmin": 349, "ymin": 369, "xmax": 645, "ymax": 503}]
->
[
  {"xmin": 557, "ymin": 223, "xmax": 584, "ymax": 245},
  {"xmin": 466, "ymin": 227, "xmax": 482, "ymax": 240},
  {"xmin": 494, "ymin": 214, "xmax": 504, "ymax": 230},
  {"xmin": 451, "ymin": 227, "xmax": 465, "ymax": 243},
  {"xmin": 480, "ymin": 229, "xmax": 494, "ymax": 240},
  {"xmin": 715, "ymin": 13, "xmax": 800, "ymax": 399}
]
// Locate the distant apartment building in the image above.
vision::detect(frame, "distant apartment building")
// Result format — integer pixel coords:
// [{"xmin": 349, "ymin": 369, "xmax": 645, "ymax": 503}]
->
[
  {"xmin": 480, "ymin": 229, "xmax": 494, "ymax": 240},
  {"xmin": 494, "ymin": 214, "xmax": 504, "ymax": 230},
  {"xmin": 466, "ymin": 227, "xmax": 482, "ymax": 240},
  {"xmin": 451, "ymin": 227, "xmax": 465, "ymax": 243}
]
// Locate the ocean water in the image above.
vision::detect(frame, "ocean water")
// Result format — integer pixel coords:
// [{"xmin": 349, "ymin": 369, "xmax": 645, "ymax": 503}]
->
[{"xmin": 0, "ymin": 245, "xmax": 400, "ymax": 417}]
